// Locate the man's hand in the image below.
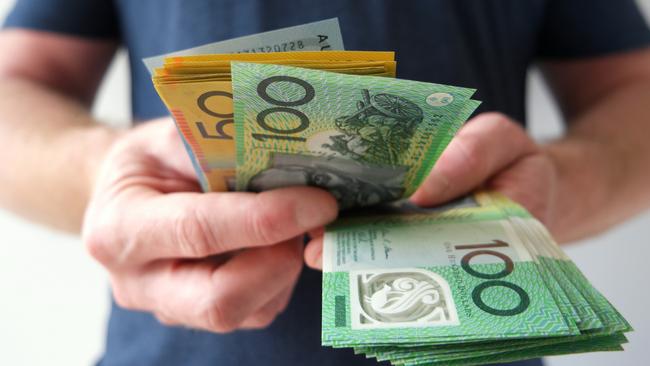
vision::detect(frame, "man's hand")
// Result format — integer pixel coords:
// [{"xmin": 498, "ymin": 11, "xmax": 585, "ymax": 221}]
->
[
  {"xmin": 83, "ymin": 118, "xmax": 338, "ymax": 332},
  {"xmin": 305, "ymin": 49, "xmax": 650, "ymax": 272},
  {"xmin": 409, "ymin": 112, "xmax": 557, "ymax": 224},
  {"xmin": 304, "ymin": 112, "xmax": 557, "ymax": 270}
]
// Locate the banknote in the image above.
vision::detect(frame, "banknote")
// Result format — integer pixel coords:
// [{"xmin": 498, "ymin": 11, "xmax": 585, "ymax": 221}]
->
[
  {"xmin": 321, "ymin": 206, "xmax": 573, "ymax": 345},
  {"xmin": 231, "ymin": 62, "xmax": 480, "ymax": 208},
  {"xmin": 143, "ymin": 18, "xmax": 344, "ymax": 74}
]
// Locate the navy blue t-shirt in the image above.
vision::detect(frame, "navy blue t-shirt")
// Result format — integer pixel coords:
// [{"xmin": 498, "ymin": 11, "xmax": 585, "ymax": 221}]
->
[{"xmin": 4, "ymin": 1, "xmax": 650, "ymax": 366}]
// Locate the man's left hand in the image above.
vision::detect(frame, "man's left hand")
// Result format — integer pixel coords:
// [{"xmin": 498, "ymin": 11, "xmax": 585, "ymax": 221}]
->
[{"xmin": 304, "ymin": 112, "xmax": 558, "ymax": 269}]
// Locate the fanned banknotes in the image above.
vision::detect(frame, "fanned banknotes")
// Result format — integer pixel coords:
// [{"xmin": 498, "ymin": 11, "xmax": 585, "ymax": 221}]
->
[
  {"xmin": 154, "ymin": 51, "xmax": 397, "ymax": 191},
  {"xmin": 231, "ymin": 62, "xmax": 480, "ymax": 208},
  {"xmin": 321, "ymin": 193, "xmax": 631, "ymax": 365}
]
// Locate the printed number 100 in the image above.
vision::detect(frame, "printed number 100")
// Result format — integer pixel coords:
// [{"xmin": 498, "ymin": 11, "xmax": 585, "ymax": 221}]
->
[
  {"xmin": 455, "ymin": 240, "xmax": 531, "ymax": 316},
  {"xmin": 252, "ymin": 76, "xmax": 315, "ymax": 143}
]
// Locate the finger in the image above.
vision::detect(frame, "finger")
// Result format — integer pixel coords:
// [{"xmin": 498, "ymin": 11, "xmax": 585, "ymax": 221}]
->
[
  {"xmin": 134, "ymin": 117, "xmax": 198, "ymax": 180},
  {"xmin": 239, "ymin": 285, "xmax": 294, "ymax": 329},
  {"xmin": 101, "ymin": 118, "xmax": 198, "ymax": 191},
  {"xmin": 488, "ymin": 154, "xmax": 557, "ymax": 225},
  {"xmin": 154, "ymin": 313, "xmax": 181, "ymax": 327},
  {"xmin": 93, "ymin": 186, "xmax": 337, "ymax": 265},
  {"xmin": 410, "ymin": 113, "xmax": 538, "ymax": 207},
  {"xmin": 112, "ymin": 238, "xmax": 304, "ymax": 333},
  {"xmin": 304, "ymin": 236, "xmax": 324, "ymax": 270},
  {"xmin": 198, "ymin": 238, "xmax": 304, "ymax": 332}
]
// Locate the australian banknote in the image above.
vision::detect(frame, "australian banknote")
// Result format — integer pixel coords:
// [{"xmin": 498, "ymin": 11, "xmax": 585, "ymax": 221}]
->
[{"xmin": 231, "ymin": 62, "xmax": 480, "ymax": 208}]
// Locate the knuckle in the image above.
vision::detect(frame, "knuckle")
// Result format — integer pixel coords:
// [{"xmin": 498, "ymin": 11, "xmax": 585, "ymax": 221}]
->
[
  {"xmin": 159, "ymin": 118, "xmax": 176, "ymax": 136},
  {"xmin": 173, "ymin": 207, "xmax": 214, "ymax": 257},
  {"xmin": 248, "ymin": 311, "xmax": 277, "ymax": 329},
  {"xmin": 454, "ymin": 133, "xmax": 485, "ymax": 175},
  {"xmin": 83, "ymin": 200, "xmax": 133, "ymax": 267},
  {"xmin": 488, "ymin": 112, "xmax": 526, "ymax": 139},
  {"xmin": 82, "ymin": 221, "xmax": 116, "ymax": 266},
  {"xmin": 110, "ymin": 279, "xmax": 136, "ymax": 310},
  {"xmin": 486, "ymin": 111, "xmax": 512, "ymax": 125},
  {"xmin": 203, "ymin": 297, "xmax": 240, "ymax": 333},
  {"xmin": 154, "ymin": 313, "xmax": 177, "ymax": 327},
  {"xmin": 247, "ymin": 202, "xmax": 280, "ymax": 244}
]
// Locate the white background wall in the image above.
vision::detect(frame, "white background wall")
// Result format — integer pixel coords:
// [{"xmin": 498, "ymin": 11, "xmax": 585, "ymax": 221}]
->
[{"xmin": 0, "ymin": 1, "xmax": 648, "ymax": 365}]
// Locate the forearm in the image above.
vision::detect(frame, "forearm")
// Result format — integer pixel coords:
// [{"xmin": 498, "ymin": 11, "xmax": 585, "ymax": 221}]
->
[
  {"xmin": 545, "ymin": 81, "xmax": 650, "ymax": 243},
  {"xmin": 0, "ymin": 77, "xmax": 119, "ymax": 232}
]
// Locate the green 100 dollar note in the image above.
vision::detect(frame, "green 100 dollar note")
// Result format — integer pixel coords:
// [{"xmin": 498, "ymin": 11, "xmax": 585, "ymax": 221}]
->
[
  {"xmin": 231, "ymin": 62, "xmax": 480, "ymax": 208},
  {"xmin": 327, "ymin": 196, "xmax": 631, "ymax": 365},
  {"xmin": 321, "ymin": 208, "xmax": 575, "ymax": 346}
]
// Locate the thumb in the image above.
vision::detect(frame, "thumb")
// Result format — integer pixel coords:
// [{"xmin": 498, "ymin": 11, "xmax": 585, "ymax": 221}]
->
[{"xmin": 410, "ymin": 113, "xmax": 536, "ymax": 207}]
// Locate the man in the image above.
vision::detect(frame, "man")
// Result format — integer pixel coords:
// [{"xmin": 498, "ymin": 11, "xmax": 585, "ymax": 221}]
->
[{"xmin": 1, "ymin": 1, "xmax": 649, "ymax": 365}]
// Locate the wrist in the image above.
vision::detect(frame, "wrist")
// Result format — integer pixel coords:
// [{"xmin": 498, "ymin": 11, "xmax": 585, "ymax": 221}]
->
[{"xmin": 68, "ymin": 124, "xmax": 123, "ymax": 206}]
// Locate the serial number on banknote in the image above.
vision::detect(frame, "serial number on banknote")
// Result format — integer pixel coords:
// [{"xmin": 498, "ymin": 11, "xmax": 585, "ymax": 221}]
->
[{"xmin": 236, "ymin": 35, "xmax": 333, "ymax": 53}]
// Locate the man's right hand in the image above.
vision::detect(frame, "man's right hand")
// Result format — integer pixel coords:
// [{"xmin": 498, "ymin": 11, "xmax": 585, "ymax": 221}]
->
[{"xmin": 82, "ymin": 118, "xmax": 338, "ymax": 332}]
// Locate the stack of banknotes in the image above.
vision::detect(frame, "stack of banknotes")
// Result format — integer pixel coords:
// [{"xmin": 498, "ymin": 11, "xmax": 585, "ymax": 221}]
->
[
  {"xmin": 153, "ymin": 50, "xmax": 401, "ymax": 193},
  {"xmin": 322, "ymin": 193, "xmax": 631, "ymax": 365},
  {"xmin": 149, "ymin": 19, "xmax": 631, "ymax": 366}
]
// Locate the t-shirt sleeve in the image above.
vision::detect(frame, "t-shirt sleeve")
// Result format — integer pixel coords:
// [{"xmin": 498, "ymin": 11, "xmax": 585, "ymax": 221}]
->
[
  {"xmin": 2, "ymin": 0, "xmax": 120, "ymax": 39},
  {"xmin": 537, "ymin": 0, "xmax": 650, "ymax": 60}
]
